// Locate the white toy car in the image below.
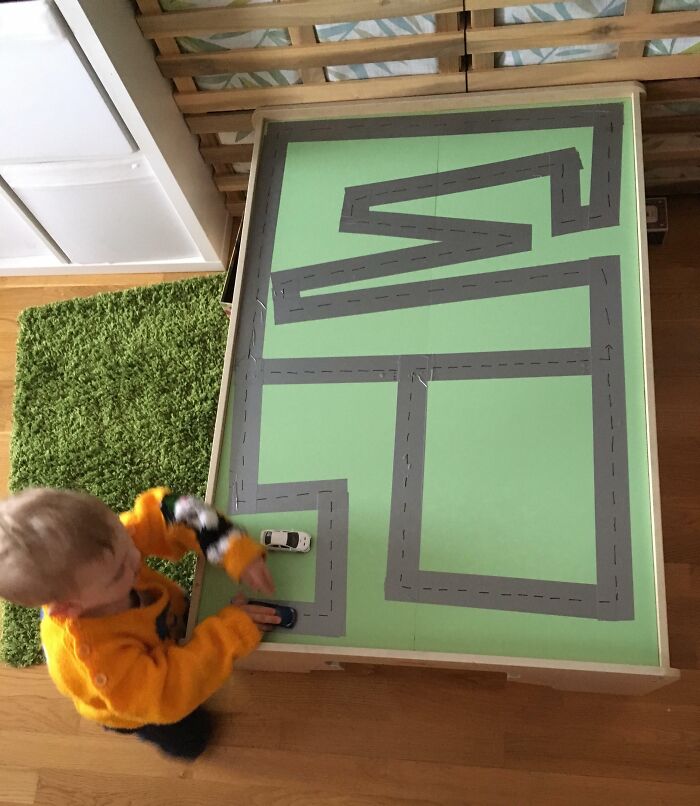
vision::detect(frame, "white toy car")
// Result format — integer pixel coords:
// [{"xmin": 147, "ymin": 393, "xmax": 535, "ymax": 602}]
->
[{"xmin": 260, "ymin": 529, "xmax": 312, "ymax": 552}]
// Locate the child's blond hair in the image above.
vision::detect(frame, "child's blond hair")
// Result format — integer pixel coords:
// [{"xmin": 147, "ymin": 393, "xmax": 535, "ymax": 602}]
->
[{"xmin": 0, "ymin": 488, "xmax": 119, "ymax": 607}]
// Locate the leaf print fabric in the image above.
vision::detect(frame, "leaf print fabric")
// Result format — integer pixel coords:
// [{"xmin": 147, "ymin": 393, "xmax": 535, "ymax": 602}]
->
[
  {"xmin": 160, "ymin": 0, "xmax": 301, "ymax": 90},
  {"xmin": 314, "ymin": 15, "xmax": 438, "ymax": 82},
  {"xmin": 496, "ymin": 0, "xmax": 700, "ymax": 66}
]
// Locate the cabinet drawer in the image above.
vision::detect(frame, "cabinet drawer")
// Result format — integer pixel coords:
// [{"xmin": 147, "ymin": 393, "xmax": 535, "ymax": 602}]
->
[
  {"xmin": 0, "ymin": 186, "xmax": 61, "ymax": 266},
  {"xmin": 2, "ymin": 157, "xmax": 199, "ymax": 265}
]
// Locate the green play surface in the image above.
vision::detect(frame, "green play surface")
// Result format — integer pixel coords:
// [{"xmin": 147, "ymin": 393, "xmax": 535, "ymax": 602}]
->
[{"xmin": 198, "ymin": 94, "xmax": 661, "ymax": 667}]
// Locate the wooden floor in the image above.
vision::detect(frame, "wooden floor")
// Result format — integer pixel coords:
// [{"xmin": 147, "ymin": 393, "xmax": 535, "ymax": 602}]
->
[{"xmin": 1, "ymin": 201, "xmax": 699, "ymax": 803}]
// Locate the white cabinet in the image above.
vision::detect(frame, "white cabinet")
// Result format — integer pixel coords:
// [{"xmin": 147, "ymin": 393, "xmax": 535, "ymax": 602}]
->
[
  {"xmin": 0, "ymin": 0, "xmax": 134, "ymax": 163},
  {"xmin": 0, "ymin": 0, "xmax": 230, "ymax": 274}
]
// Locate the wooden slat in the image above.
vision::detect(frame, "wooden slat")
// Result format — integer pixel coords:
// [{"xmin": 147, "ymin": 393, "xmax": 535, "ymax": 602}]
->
[
  {"xmin": 642, "ymin": 115, "xmax": 700, "ymax": 135},
  {"xmin": 140, "ymin": 2, "xmax": 544, "ymax": 38},
  {"xmin": 134, "ymin": 0, "xmax": 195, "ymax": 94},
  {"xmin": 617, "ymin": 0, "xmax": 655, "ymax": 60},
  {"xmin": 156, "ymin": 12, "xmax": 700, "ymax": 78},
  {"xmin": 226, "ymin": 201, "xmax": 246, "ymax": 217},
  {"xmin": 174, "ymin": 56, "xmax": 700, "ymax": 113},
  {"xmin": 175, "ymin": 73, "xmax": 467, "ymax": 113},
  {"xmin": 158, "ymin": 31, "xmax": 465, "ymax": 78},
  {"xmin": 469, "ymin": 53, "xmax": 700, "ymax": 92},
  {"xmin": 434, "ymin": 12, "xmax": 463, "ymax": 74},
  {"xmin": 645, "ymin": 177, "xmax": 700, "ymax": 194},
  {"xmin": 645, "ymin": 78, "xmax": 700, "ymax": 104},
  {"xmin": 215, "ymin": 173, "xmax": 251, "ymax": 192},
  {"xmin": 187, "ymin": 111, "xmax": 254, "ymax": 135},
  {"xmin": 643, "ymin": 131, "xmax": 700, "ymax": 166},
  {"xmin": 643, "ymin": 149, "xmax": 700, "ymax": 167},
  {"xmin": 474, "ymin": 9, "xmax": 700, "ymax": 52},
  {"xmin": 471, "ymin": 10, "xmax": 494, "ymax": 71},
  {"xmin": 199, "ymin": 144, "xmax": 254, "ymax": 164}
]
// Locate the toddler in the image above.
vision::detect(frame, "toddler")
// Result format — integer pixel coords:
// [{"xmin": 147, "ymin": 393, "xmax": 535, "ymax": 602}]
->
[{"xmin": 0, "ymin": 486, "xmax": 280, "ymax": 759}]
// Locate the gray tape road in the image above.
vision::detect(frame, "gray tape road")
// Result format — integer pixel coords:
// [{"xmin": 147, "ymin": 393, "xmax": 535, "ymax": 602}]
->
[
  {"xmin": 274, "ymin": 259, "xmax": 592, "ymax": 324},
  {"xmin": 272, "ymin": 150, "xmax": 590, "ymax": 324},
  {"xmin": 262, "ymin": 349, "xmax": 591, "ymax": 385}
]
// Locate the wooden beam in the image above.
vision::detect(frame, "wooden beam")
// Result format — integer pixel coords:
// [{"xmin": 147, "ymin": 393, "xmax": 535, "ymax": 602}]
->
[
  {"xmin": 187, "ymin": 112, "xmax": 254, "ymax": 135},
  {"xmin": 215, "ymin": 173, "xmax": 250, "ymax": 192},
  {"xmin": 200, "ymin": 144, "xmax": 254, "ymax": 164},
  {"xmin": 156, "ymin": 13, "xmax": 700, "ymax": 78},
  {"xmin": 138, "ymin": 1, "xmax": 541, "ymax": 38},
  {"xmin": 645, "ymin": 78, "xmax": 700, "ymax": 104},
  {"xmin": 225, "ymin": 190, "xmax": 247, "ymax": 206},
  {"xmin": 617, "ymin": 0, "xmax": 654, "ymax": 60},
  {"xmin": 289, "ymin": 32, "xmax": 326, "ymax": 84},
  {"xmin": 175, "ymin": 73, "xmax": 467, "ymax": 113},
  {"xmin": 642, "ymin": 115, "xmax": 700, "ymax": 135},
  {"xmin": 283, "ymin": 0, "xmax": 326, "ymax": 85},
  {"xmin": 470, "ymin": 10, "xmax": 494, "ymax": 71},
  {"xmin": 134, "ymin": 0, "xmax": 195, "ymax": 94},
  {"xmin": 158, "ymin": 31, "xmax": 464, "ymax": 77},
  {"xmin": 468, "ymin": 53, "xmax": 700, "ymax": 92}
]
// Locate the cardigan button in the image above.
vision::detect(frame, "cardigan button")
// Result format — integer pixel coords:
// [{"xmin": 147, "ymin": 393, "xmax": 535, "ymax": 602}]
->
[
  {"xmin": 76, "ymin": 643, "xmax": 90, "ymax": 659},
  {"xmin": 93, "ymin": 673, "xmax": 107, "ymax": 687}
]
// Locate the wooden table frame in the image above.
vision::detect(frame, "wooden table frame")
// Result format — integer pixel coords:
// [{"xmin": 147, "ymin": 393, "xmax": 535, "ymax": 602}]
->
[{"xmin": 188, "ymin": 82, "xmax": 678, "ymax": 695}]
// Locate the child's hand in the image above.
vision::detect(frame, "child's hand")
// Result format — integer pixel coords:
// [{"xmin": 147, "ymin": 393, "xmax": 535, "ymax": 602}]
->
[
  {"xmin": 231, "ymin": 594, "xmax": 281, "ymax": 632},
  {"xmin": 240, "ymin": 556, "xmax": 275, "ymax": 595}
]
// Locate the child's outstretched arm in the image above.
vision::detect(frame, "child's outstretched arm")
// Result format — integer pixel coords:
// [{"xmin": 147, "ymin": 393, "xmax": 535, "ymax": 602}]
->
[
  {"xmin": 119, "ymin": 488, "xmax": 273, "ymax": 592},
  {"xmin": 82, "ymin": 603, "xmax": 274, "ymax": 725}
]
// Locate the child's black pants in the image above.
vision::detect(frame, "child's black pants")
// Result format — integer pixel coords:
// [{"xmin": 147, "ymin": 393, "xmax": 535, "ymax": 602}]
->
[{"xmin": 108, "ymin": 706, "xmax": 213, "ymax": 760}]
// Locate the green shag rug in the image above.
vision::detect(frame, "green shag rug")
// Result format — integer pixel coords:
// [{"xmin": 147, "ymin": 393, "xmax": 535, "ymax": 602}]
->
[{"xmin": 2, "ymin": 275, "xmax": 228, "ymax": 667}]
